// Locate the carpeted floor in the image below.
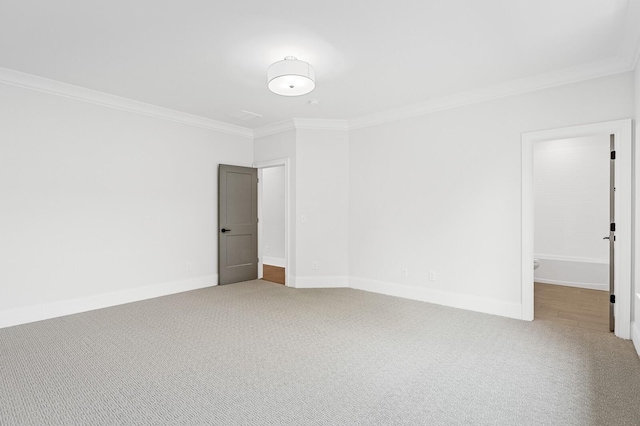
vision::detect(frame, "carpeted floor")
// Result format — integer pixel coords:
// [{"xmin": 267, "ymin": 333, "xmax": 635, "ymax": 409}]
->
[{"xmin": 1, "ymin": 280, "xmax": 639, "ymax": 425}]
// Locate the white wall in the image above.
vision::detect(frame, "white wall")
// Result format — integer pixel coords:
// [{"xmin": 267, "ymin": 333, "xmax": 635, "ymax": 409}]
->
[
  {"xmin": 0, "ymin": 82, "xmax": 253, "ymax": 326},
  {"xmin": 533, "ymin": 135, "xmax": 609, "ymax": 290},
  {"xmin": 295, "ymin": 129, "xmax": 349, "ymax": 287},
  {"xmin": 1, "ymin": 68, "xmax": 636, "ymax": 332},
  {"xmin": 262, "ymin": 166, "xmax": 285, "ymax": 264},
  {"xmin": 349, "ymin": 72, "xmax": 634, "ymax": 318}
]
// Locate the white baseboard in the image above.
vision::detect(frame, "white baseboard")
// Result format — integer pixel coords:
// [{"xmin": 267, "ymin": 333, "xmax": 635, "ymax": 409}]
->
[
  {"xmin": 285, "ymin": 275, "xmax": 296, "ymax": 288},
  {"xmin": 633, "ymin": 321, "xmax": 640, "ymax": 358},
  {"xmin": 0, "ymin": 275, "xmax": 217, "ymax": 329},
  {"xmin": 533, "ymin": 278, "xmax": 608, "ymax": 292},
  {"xmin": 533, "ymin": 257, "xmax": 608, "ymax": 291},
  {"xmin": 294, "ymin": 276, "xmax": 349, "ymax": 289},
  {"xmin": 534, "ymin": 253, "xmax": 607, "ymax": 264},
  {"xmin": 263, "ymin": 256, "xmax": 286, "ymax": 268},
  {"xmin": 349, "ymin": 277, "xmax": 522, "ymax": 319}
]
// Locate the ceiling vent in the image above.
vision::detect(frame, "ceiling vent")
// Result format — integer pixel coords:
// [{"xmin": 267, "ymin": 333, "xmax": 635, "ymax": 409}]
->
[{"xmin": 230, "ymin": 110, "xmax": 263, "ymax": 121}]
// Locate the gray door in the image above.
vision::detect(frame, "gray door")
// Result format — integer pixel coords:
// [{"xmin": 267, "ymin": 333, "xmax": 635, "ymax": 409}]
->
[
  {"xmin": 608, "ymin": 135, "xmax": 615, "ymax": 332},
  {"xmin": 218, "ymin": 164, "xmax": 258, "ymax": 285}
]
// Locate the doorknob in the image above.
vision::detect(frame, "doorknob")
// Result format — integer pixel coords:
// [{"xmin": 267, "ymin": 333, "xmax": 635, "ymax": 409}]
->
[
  {"xmin": 603, "ymin": 236, "xmax": 610, "ymax": 240},
  {"xmin": 221, "ymin": 228, "xmax": 231, "ymax": 233}
]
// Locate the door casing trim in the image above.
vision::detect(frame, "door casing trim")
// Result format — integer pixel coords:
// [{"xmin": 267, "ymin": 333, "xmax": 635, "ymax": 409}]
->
[{"xmin": 521, "ymin": 119, "xmax": 632, "ymax": 339}]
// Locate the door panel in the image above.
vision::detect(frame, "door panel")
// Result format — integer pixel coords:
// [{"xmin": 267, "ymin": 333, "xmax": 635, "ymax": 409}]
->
[
  {"xmin": 226, "ymin": 234, "xmax": 253, "ymax": 266},
  {"xmin": 226, "ymin": 172, "xmax": 253, "ymax": 223},
  {"xmin": 219, "ymin": 164, "xmax": 258, "ymax": 285}
]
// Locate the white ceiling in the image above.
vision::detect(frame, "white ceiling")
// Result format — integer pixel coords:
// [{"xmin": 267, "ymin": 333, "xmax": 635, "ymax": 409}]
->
[{"xmin": 0, "ymin": 0, "xmax": 638, "ymax": 129}]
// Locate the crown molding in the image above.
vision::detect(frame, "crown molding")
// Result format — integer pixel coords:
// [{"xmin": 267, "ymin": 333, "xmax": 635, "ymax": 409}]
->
[
  {"xmin": 292, "ymin": 118, "xmax": 349, "ymax": 131},
  {"xmin": 3, "ymin": 51, "xmax": 634, "ymax": 140},
  {"xmin": 0, "ymin": 67, "xmax": 253, "ymax": 138},
  {"xmin": 349, "ymin": 57, "xmax": 632, "ymax": 130},
  {"xmin": 260, "ymin": 57, "xmax": 632, "ymax": 134},
  {"xmin": 252, "ymin": 119, "xmax": 297, "ymax": 139},
  {"xmin": 253, "ymin": 118, "xmax": 349, "ymax": 139}
]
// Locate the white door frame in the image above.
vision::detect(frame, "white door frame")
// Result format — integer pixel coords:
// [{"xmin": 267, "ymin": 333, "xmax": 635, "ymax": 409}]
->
[
  {"xmin": 254, "ymin": 158, "xmax": 292, "ymax": 287},
  {"xmin": 521, "ymin": 119, "xmax": 632, "ymax": 339}
]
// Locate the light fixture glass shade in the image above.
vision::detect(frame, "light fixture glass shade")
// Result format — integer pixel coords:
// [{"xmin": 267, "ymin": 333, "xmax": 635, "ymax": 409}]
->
[{"xmin": 268, "ymin": 56, "xmax": 315, "ymax": 96}]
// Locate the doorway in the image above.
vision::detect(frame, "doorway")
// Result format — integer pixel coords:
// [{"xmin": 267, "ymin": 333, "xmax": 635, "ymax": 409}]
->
[
  {"xmin": 532, "ymin": 134, "xmax": 610, "ymax": 331},
  {"xmin": 521, "ymin": 120, "xmax": 632, "ymax": 339},
  {"xmin": 260, "ymin": 166, "xmax": 286, "ymax": 284},
  {"xmin": 255, "ymin": 158, "xmax": 291, "ymax": 287}
]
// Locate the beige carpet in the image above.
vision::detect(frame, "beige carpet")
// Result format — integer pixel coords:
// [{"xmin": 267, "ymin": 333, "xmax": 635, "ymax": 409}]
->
[{"xmin": 1, "ymin": 280, "xmax": 639, "ymax": 425}]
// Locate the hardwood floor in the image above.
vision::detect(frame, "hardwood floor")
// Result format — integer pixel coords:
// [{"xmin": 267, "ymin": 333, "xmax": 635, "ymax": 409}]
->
[
  {"xmin": 263, "ymin": 265, "xmax": 285, "ymax": 285},
  {"xmin": 534, "ymin": 282, "xmax": 610, "ymax": 332}
]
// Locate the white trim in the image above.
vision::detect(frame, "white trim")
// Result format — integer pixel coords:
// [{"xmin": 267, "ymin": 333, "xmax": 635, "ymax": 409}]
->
[
  {"xmin": 534, "ymin": 253, "xmax": 608, "ymax": 264},
  {"xmin": 253, "ymin": 118, "xmax": 350, "ymax": 138},
  {"xmin": 263, "ymin": 256, "xmax": 286, "ymax": 268},
  {"xmin": 350, "ymin": 277, "xmax": 521, "ymax": 319},
  {"xmin": 253, "ymin": 120, "xmax": 297, "ymax": 138},
  {"xmin": 2, "ymin": 60, "xmax": 634, "ymax": 140},
  {"xmin": 349, "ymin": 59, "xmax": 630, "ymax": 130},
  {"xmin": 522, "ymin": 132, "xmax": 535, "ymax": 321},
  {"xmin": 254, "ymin": 158, "xmax": 292, "ymax": 287},
  {"xmin": 632, "ymin": 321, "xmax": 640, "ymax": 359},
  {"xmin": 522, "ymin": 119, "xmax": 633, "ymax": 339},
  {"xmin": 292, "ymin": 118, "xmax": 349, "ymax": 131},
  {"xmin": 257, "ymin": 172, "xmax": 264, "ymax": 280},
  {"xmin": 635, "ymin": 294, "xmax": 640, "ymax": 357},
  {"xmin": 534, "ymin": 279, "xmax": 608, "ymax": 292},
  {"xmin": 295, "ymin": 276, "xmax": 349, "ymax": 288},
  {"xmin": 287, "ymin": 275, "xmax": 297, "ymax": 288},
  {"xmin": 0, "ymin": 275, "xmax": 217, "ymax": 329},
  {"xmin": 0, "ymin": 67, "xmax": 252, "ymax": 138}
]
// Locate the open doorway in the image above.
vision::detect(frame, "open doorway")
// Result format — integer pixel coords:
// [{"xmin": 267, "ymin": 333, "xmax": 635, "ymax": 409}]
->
[
  {"xmin": 521, "ymin": 119, "xmax": 632, "ymax": 339},
  {"xmin": 260, "ymin": 166, "xmax": 286, "ymax": 284},
  {"xmin": 532, "ymin": 134, "xmax": 610, "ymax": 332},
  {"xmin": 255, "ymin": 158, "xmax": 291, "ymax": 287}
]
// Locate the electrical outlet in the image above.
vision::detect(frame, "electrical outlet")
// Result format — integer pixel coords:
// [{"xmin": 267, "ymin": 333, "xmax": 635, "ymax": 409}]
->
[
  {"xmin": 186, "ymin": 261, "xmax": 194, "ymax": 272},
  {"xmin": 301, "ymin": 214, "xmax": 307, "ymax": 223},
  {"xmin": 312, "ymin": 261, "xmax": 318, "ymax": 270},
  {"xmin": 429, "ymin": 271, "xmax": 436, "ymax": 281},
  {"xmin": 265, "ymin": 245, "xmax": 270, "ymax": 253},
  {"xmin": 402, "ymin": 268, "xmax": 409, "ymax": 277}
]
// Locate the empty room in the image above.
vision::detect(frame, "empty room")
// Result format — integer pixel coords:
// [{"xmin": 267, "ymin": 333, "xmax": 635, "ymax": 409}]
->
[{"xmin": 1, "ymin": 1, "xmax": 640, "ymax": 424}]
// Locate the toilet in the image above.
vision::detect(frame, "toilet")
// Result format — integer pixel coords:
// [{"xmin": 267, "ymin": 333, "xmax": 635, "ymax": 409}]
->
[{"xmin": 533, "ymin": 258, "xmax": 541, "ymax": 270}]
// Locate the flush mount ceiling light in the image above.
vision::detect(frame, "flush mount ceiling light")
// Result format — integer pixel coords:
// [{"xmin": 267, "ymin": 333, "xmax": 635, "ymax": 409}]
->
[{"xmin": 268, "ymin": 56, "xmax": 315, "ymax": 96}]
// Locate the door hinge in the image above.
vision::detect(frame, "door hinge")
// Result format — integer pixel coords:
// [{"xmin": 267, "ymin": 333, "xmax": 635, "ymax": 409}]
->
[
  {"xmin": 610, "ymin": 294, "xmax": 616, "ymax": 304},
  {"xmin": 610, "ymin": 223, "xmax": 616, "ymax": 232},
  {"xmin": 611, "ymin": 151, "xmax": 616, "ymax": 160}
]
